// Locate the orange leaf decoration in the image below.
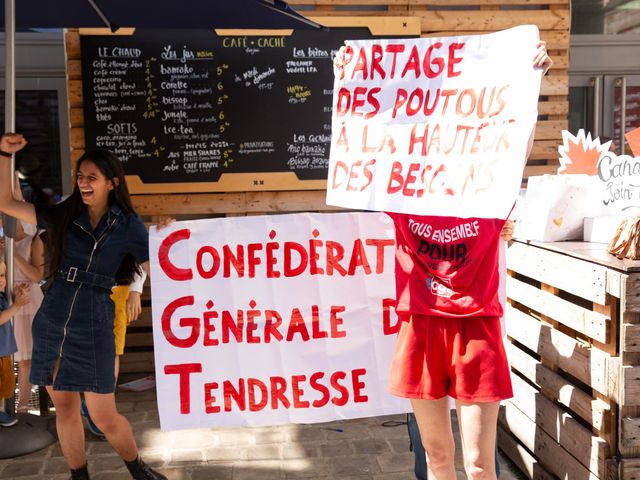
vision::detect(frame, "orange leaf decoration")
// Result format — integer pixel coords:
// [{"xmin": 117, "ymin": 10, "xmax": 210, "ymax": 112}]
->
[
  {"xmin": 626, "ymin": 126, "xmax": 640, "ymax": 157},
  {"xmin": 558, "ymin": 130, "xmax": 611, "ymax": 176}
]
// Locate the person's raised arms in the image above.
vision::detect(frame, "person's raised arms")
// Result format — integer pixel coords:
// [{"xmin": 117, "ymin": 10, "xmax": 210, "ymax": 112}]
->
[{"xmin": 0, "ymin": 134, "xmax": 36, "ymax": 225}]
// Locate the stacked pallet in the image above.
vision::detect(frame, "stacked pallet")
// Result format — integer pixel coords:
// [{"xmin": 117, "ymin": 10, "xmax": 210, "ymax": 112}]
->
[{"xmin": 502, "ymin": 240, "xmax": 640, "ymax": 479}]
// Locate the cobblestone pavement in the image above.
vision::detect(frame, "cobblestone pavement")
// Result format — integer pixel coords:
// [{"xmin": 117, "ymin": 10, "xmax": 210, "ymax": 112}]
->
[{"xmin": 0, "ymin": 390, "xmax": 524, "ymax": 479}]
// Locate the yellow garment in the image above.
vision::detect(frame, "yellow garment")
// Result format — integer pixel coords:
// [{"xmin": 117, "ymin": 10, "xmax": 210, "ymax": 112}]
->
[
  {"xmin": 111, "ymin": 286, "xmax": 129, "ymax": 355},
  {"xmin": 0, "ymin": 355, "xmax": 15, "ymax": 399}
]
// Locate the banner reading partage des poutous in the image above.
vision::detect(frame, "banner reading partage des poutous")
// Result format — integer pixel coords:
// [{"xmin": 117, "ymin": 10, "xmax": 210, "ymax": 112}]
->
[
  {"xmin": 149, "ymin": 212, "xmax": 409, "ymax": 431},
  {"xmin": 326, "ymin": 25, "xmax": 542, "ymax": 219}
]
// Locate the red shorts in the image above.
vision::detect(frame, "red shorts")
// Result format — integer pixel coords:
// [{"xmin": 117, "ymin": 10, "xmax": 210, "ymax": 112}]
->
[{"xmin": 388, "ymin": 315, "xmax": 513, "ymax": 402}]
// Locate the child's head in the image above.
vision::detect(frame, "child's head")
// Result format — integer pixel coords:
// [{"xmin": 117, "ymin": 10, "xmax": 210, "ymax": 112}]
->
[{"xmin": 0, "ymin": 261, "xmax": 5, "ymax": 291}]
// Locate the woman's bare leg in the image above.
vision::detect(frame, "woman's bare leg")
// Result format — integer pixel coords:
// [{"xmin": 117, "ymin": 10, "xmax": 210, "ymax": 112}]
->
[
  {"xmin": 46, "ymin": 388, "xmax": 86, "ymax": 469},
  {"xmin": 84, "ymin": 391, "xmax": 138, "ymax": 462},
  {"xmin": 411, "ymin": 398, "xmax": 457, "ymax": 480},
  {"xmin": 456, "ymin": 400, "xmax": 499, "ymax": 480}
]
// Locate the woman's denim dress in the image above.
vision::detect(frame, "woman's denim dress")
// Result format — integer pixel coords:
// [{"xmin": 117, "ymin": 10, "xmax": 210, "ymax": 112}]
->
[{"xmin": 30, "ymin": 202, "xmax": 149, "ymax": 393}]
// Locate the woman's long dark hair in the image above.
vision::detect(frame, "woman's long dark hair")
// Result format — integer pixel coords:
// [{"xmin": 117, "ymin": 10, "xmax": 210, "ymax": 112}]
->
[{"xmin": 47, "ymin": 149, "xmax": 141, "ymax": 284}]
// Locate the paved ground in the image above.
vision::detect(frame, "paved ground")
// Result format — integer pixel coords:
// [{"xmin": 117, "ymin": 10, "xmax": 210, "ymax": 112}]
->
[{"xmin": 0, "ymin": 389, "xmax": 524, "ymax": 480}]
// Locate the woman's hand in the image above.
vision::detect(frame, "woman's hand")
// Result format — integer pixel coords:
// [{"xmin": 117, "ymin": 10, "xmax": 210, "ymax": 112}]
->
[
  {"xmin": 0, "ymin": 133, "xmax": 27, "ymax": 155},
  {"xmin": 126, "ymin": 291, "xmax": 142, "ymax": 323},
  {"xmin": 0, "ymin": 134, "xmax": 36, "ymax": 224},
  {"xmin": 500, "ymin": 219, "xmax": 514, "ymax": 242},
  {"xmin": 533, "ymin": 40, "xmax": 553, "ymax": 75}
]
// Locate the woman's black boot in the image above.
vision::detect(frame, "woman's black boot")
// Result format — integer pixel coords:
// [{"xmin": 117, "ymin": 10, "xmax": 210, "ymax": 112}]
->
[
  {"xmin": 124, "ymin": 456, "xmax": 168, "ymax": 480},
  {"xmin": 69, "ymin": 464, "xmax": 90, "ymax": 480}
]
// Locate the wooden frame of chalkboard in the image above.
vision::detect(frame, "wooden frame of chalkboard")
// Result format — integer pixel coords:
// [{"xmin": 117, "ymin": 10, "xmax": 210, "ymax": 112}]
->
[{"xmin": 78, "ymin": 17, "xmax": 419, "ymax": 194}]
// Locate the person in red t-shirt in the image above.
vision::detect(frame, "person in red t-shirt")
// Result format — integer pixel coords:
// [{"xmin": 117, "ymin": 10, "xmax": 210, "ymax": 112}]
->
[
  {"xmin": 388, "ymin": 214, "xmax": 512, "ymax": 480},
  {"xmin": 405, "ymin": 219, "xmax": 513, "ymax": 480},
  {"xmin": 386, "ymin": 51, "xmax": 551, "ymax": 480},
  {"xmin": 332, "ymin": 39, "xmax": 551, "ymax": 480}
]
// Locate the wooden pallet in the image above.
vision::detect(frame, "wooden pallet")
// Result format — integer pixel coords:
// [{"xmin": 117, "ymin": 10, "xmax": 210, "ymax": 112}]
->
[{"xmin": 503, "ymin": 240, "xmax": 640, "ymax": 479}]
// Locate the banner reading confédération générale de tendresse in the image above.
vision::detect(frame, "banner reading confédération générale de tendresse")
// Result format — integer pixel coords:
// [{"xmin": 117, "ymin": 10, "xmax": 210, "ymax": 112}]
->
[{"xmin": 150, "ymin": 212, "xmax": 409, "ymax": 430}]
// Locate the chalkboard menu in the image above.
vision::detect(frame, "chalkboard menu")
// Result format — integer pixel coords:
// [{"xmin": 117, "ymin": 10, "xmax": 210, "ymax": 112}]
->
[{"xmin": 81, "ymin": 27, "xmax": 398, "ymax": 193}]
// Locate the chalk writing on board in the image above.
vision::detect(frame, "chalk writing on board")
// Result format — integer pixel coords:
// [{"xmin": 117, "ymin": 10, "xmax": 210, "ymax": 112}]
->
[{"xmin": 81, "ymin": 28, "xmax": 389, "ymax": 187}]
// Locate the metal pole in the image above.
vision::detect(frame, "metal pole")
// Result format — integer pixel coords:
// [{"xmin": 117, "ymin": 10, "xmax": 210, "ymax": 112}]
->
[
  {"xmin": 591, "ymin": 76, "xmax": 601, "ymax": 139},
  {"xmin": 617, "ymin": 77, "xmax": 627, "ymax": 155},
  {"xmin": 3, "ymin": 0, "xmax": 17, "ymax": 419},
  {"xmin": 0, "ymin": 4, "xmax": 56, "ymax": 458},
  {"xmin": 4, "ymin": 0, "xmax": 16, "ymax": 294}
]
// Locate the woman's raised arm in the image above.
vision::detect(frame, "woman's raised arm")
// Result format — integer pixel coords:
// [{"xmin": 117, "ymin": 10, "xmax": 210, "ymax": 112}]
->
[{"xmin": 0, "ymin": 134, "xmax": 37, "ymax": 225}]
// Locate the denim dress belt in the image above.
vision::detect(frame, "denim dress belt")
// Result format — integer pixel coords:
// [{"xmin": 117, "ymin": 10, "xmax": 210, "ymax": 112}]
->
[{"xmin": 56, "ymin": 268, "xmax": 115, "ymax": 290}]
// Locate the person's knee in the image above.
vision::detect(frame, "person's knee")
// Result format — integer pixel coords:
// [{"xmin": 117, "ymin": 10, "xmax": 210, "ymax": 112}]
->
[
  {"xmin": 423, "ymin": 440, "xmax": 455, "ymax": 470},
  {"xmin": 90, "ymin": 409, "xmax": 121, "ymax": 434},
  {"xmin": 56, "ymin": 404, "xmax": 79, "ymax": 420},
  {"xmin": 52, "ymin": 396, "xmax": 80, "ymax": 420}
]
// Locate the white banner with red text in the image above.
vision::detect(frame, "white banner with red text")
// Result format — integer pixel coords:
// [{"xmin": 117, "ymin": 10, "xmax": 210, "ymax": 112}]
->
[
  {"xmin": 326, "ymin": 25, "xmax": 542, "ymax": 219},
  {"xmin": 149, "ymin": 212, "xmax": 410, "ymax": 431}
]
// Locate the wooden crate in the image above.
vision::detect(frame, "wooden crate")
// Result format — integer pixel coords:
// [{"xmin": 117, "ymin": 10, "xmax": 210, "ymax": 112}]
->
[{"xmin": 502, "ymin": 240, "xmax": 640, "ymax": 479}]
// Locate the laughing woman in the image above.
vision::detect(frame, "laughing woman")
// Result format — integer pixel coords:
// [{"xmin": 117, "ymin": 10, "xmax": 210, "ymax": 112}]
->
[{"xmin": 0, "ymin": 134, "xmax": 168, "ymax": 480}]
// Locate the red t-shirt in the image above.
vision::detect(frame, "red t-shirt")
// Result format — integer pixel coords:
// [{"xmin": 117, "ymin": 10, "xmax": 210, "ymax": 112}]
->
[{"xmin": 388, "ymin": 213, "xmax": 506, "ymax": 318}]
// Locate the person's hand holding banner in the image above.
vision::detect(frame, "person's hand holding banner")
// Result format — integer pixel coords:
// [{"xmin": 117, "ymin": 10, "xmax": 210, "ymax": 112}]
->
[{"xmin": 327, "ymin": 25, "xmax": 544, "ymax": 220}]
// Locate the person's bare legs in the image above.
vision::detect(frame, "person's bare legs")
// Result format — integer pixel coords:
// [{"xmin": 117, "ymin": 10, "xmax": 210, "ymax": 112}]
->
[
  {"xmin": 411, "ymin": 398, "xmax": 456, "ymax": 480},
  {"xmin": 456, "ymin": 400, "xmax": 500, "ymax": 480},
  {"xmin": 84, "ymin": 391, "xmax": 138, "ymax": 462},
  {"xmin": 17, "ymin": 359, "xmax": 32, "ymax": 412},
  {"xmin": 46, "ymin": 388, "xmax": 86, "ymax": 469}
]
